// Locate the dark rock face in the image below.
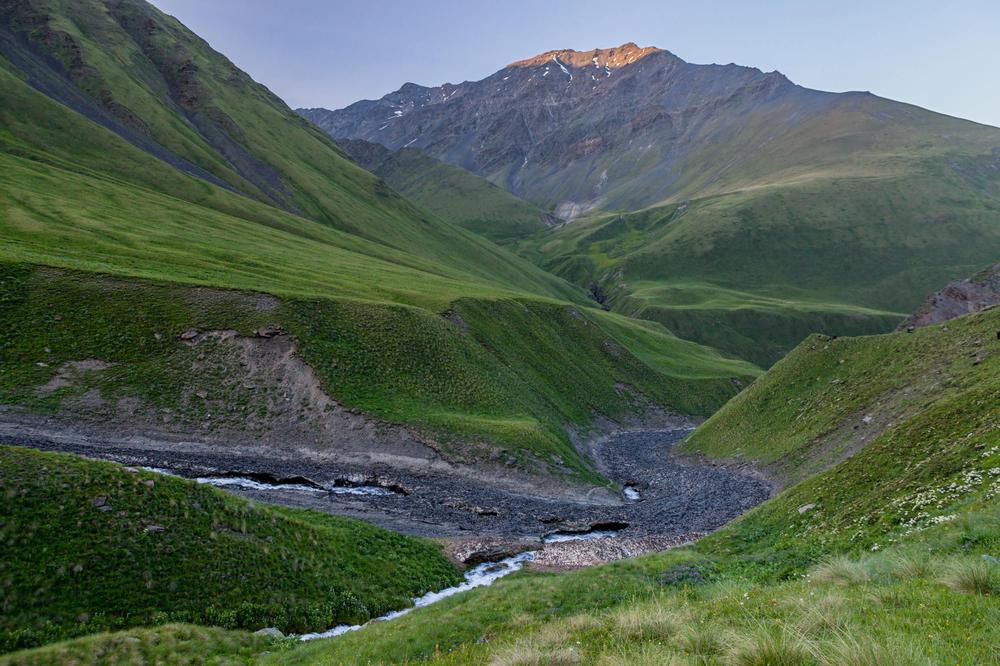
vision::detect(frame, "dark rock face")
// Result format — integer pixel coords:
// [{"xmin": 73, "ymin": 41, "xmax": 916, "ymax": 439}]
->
[
  {"xmin": 900, "ymin": 263, "xmax": 1000, "ymax": 329},
  {"xmin": 299, "ymin": 42, "xmax": 829, "ymax": 214}
]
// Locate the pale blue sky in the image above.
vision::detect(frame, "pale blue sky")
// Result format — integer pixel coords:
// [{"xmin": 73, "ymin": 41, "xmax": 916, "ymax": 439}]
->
[{"xmin": 154, "ymin": 0, "xmax": 1000, "ymax": 127}]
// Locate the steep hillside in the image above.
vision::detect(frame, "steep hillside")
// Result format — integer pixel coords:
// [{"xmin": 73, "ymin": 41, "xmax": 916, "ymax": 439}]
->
[
  {"xmin": 307, "ymin": 43, "xmax": 1000, "ymax": 365},
  {"xmin": 338, "ymin": 139, "xmax": 548, "ymax": 243},
  {"xmin": 0, "ymin": 2, "xmax": 756, "ymax": 478},
  {"xmin": 0, "ymin": 446, "xmax": 460, "ymax": 652},
  {"xmin": 684, "ymin": 295, "xmax": 1000, "ymax": 489},
  {"xmin": 0, "ymin": 0, "xmax": 578, "ymax": 301}
]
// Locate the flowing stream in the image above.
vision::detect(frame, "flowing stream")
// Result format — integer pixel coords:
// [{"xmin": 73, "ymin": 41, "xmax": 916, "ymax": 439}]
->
[
  {"xmin": 141, "ymin": 467, "xmax": 398, "ymax": 496},
  {"xmin": 298, "ymin": 551, "xmax": 536, "ymax": 641}
]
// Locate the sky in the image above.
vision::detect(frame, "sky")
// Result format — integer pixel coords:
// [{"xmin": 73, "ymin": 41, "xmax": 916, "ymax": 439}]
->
[{"xmin": 153, "ymin": 0, "xmax": 1000, "ymax": 128}]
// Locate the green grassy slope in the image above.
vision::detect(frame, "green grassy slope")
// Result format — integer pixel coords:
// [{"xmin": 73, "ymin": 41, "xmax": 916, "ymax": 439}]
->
[
  {"xmin": 0, "ymin": 446, "xmax": 461, "ymax": 653},
  {"xmin": 684, "ymin": 299, "xmax": 1000, "ymax": 487},
  {"xmin": 516, "ymin": 96, "xmax": 1000, "ymax": 366},
  {"xmin": 0, "ymin": 1, "xmax": 580, "ymax": 303},
  {"xmin": 250, "ymin": 307, "xmax": 1000, "ymax": 665},
  {"xmin": 0, "ymin": 58, "xmax": 580, "ymax": 307},
  {"xmin": 338, "ymin": 139, "xmax": 548, "ymax": 243},
  {"xmin": 0, "ymin": 265, "xmax": 755, "ymax": 481}
]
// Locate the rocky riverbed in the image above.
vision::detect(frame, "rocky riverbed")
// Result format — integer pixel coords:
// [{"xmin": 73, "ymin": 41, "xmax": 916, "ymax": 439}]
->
[{"xmin": 1, "ymin": 422, "xmax": 771, "ymax": 569}]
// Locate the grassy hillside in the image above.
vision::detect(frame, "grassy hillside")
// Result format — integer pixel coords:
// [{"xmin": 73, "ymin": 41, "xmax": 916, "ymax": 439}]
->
[
  {"xmin": 521, "ymin": 157, "xmax": 1000, "ymax": 365},
  {"xmin": 684, "ymin": 296, "xmax": 1000, "ymax": 487},
  {"xmin": 0, "ymin": 446, "xmax": 460, "ymax": 653},
  {"xmin": 0, "ymin": 0, "xmax": 536, "ymax": 270},
  {"xmin": 243, "ymin": 307, "xmax": 1000, "ymax": 665},
  {"xmin": 0, "ymin": 264, "xmax": 756, "ymax": 481},
  {"xmin": 338, "ymin": 139, "xmax": 548, "ymax": 243},
  {"xmin": 0, "ymin": 50, "xmax": 580, "ymax": 307}
]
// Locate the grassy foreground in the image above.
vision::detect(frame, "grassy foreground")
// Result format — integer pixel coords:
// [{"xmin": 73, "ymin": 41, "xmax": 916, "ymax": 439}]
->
[
  {"xmin": 0, "ymin": 446, "xmax": 460, "ymax": 653},
  {"xmin": 255, "ymin": 307, "xmax": 1000, "ymax": 664}
]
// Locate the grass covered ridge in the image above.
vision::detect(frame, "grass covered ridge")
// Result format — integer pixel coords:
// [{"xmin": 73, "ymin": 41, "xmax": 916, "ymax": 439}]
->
[
  {"xmin": 337, "ymin": 139, "xmax": 548, "ymax": 243},
  {"xmin": 0, "ymin": 264, "xmax": 755, "ymax": 481},
  {"xmin": 0, "ymin": 446, "xmax": 461, "ymax": 653},
  {"xmin": 518, "ymin": 160, "xmax": 1000, "ymax": 366}
]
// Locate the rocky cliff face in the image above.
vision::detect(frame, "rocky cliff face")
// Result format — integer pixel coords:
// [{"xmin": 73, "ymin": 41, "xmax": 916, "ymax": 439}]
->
[
  {"xmin": 900, "ymin": 264, "xmax": 1000, "ymax": 329},
  {"xmin": 299, "ymin": 42, "xmax": 828, "ymax": 215}
]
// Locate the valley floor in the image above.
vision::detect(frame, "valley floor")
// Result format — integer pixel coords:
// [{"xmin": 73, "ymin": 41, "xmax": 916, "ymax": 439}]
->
[{"xmin": 0, "ymin": 421, "xmax": 770, "ymax": 570}]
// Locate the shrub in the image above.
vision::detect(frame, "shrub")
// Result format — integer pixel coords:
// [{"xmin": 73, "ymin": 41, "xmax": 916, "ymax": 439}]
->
[
  {"xmin": 811, "ymin": 556, "xmax": 873, "ymax": 586},
  {"xmin": 940, "ymin": 559, "xmax": 1000, "ymax": 595},
  {"xmin": 729, "ymin": 627, "xmax": 817, "ymax": 666},
  {"xmin": 821, "ymin": 632, "xmax": 925, "ymax": 666},
  {"xmin": 611, "ymin": 603, "xmax": 682, "ymax": 643}
]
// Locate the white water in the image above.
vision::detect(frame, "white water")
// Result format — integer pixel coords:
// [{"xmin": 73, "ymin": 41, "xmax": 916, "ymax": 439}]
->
[
  {"xmin": 195, "ymin": 476, "xmax": 328, "ymax": 493},
  {"xmin": 299, "ymin": 551, "xmax": 536, "ymax": 641},
  {"xmin": 141, "ymin": 468, "xmax": 397, "ymax": 496},
  {"xmin": 196, "ymin": 476, "xmax": 399, "ymax": 496},
  {"xmin": 542, "ymin": 529, "xmax": 622, "ymax": 544}
]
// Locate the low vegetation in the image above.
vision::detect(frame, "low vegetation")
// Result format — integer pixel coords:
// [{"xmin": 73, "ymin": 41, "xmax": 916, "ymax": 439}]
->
[
  {"xmin": 0, "ymin": 625, "xmax": 268, "ymax": 666},
  {"xmin": 0, "ymin": 446, "xmax": 460, "ymax": 652},
  {"xmin": 0, "ymin": 264, "xmax": 754, "ymax": 480},
  {"xmin": 337, "ymin": 139, "xmax": 548, "ymax": 243}
]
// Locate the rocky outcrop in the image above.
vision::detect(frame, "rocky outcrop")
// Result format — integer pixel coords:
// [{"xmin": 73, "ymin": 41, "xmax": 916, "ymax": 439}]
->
[
  {"xmin": 298, "ymin": 42, "xmax": 808, "ymax": 212},
  {"xmin": 899, "ymin": 263, "xmax": 1000, "ymax": 330}
]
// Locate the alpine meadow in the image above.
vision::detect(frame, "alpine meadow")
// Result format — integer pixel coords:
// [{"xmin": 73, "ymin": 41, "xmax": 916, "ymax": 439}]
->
[{"xmin": 1, "ymin": 1, "xmax": 999, "ymax": 664}]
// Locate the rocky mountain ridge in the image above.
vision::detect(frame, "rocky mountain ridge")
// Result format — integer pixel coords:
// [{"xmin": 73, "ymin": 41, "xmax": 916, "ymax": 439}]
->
[{"xmin": 298, "ymin": 42, "xmax": 800, "ymax": 215}]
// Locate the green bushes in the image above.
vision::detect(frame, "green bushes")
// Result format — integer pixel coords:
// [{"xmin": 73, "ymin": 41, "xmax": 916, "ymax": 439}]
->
[{"xmin": 0, "ymin": 447, "xmax": 460, "ymax": 652}]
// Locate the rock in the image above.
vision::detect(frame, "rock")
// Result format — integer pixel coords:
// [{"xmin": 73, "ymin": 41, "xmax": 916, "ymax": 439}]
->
[
  {"xmin": 144, "ymin": 524, "xmax": 166, "ymax": 533},
  {"xmin": 798, "ymin": 503, "xmax": 817, "ymax": 514},
  {"xmin": 862, "ymin": 414, "xmax": 873, "ymax": 424},
  {"xmin": 179, "ymin": 329, "xmax": 199, "ymax": 341},
  {"xmin": 195, "ymin": 390, "xmax": 208, "ymax": 399},
  {"xmin": 256, "ymin": 326, "xmax": 285, "ymax": 338},
  {"xmin": 123, "ymin": 467, "xmax": 139, "ymax": 474},
  {"xmin": 900, "ymin": 264, "xmax": 1000, "ymax": 330},
  {"xmin": 92, "ymin": 496, "xmax": 107, "ymax": 507},
  {"xmin": 143, "ymin": 479, "xmax": 155, "ymax": 488},
  {"xmin": 253, "ymin": 627, "xmax": 285, "ymax": 640}
]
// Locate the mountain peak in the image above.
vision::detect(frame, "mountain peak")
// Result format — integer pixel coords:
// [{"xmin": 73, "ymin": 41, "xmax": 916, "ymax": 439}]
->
[{"xmin": 508, "ymin": 42, "xmax": 667, "ymax": 70}]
